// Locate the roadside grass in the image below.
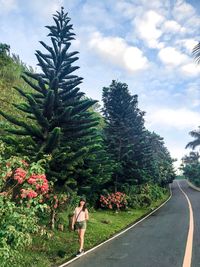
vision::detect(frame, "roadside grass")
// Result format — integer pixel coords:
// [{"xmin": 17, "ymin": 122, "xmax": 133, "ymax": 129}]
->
[
  {"xmin": 175, "ymin": 175, "xmax": 185, "ymax": 180},
  {"xmin": 21, "ymin": 191, "xmax": 170, "ymax": 267}
]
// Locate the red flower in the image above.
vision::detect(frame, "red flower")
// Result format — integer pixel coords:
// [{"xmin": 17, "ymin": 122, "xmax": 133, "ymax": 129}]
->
[
  {"xmin": 27, "ymin": 174, "xmax": 49, "ymax": 194},
  {"xmin": 100, "ymin": 192, "xmax": 127, "ymax": 210},
  {"xmin": 20, "ymin": 188, "xmax": 38, "ymax": 199},
  {"xmin": 14, "ymin": 168, "xmax": 27, "ymax": 184}
]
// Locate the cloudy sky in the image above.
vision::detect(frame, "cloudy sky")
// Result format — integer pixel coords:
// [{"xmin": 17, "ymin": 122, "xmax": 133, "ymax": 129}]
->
[{"xmin": 0, "ymin": 0, "xmax": 200, "ymax": 170}]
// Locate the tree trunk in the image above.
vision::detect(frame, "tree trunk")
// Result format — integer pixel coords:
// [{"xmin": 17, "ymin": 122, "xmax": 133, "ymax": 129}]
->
[
  {"xmin": 50, "ymin": 209, "xmax": 56, "ymax": 230},
  {"xmin": 115, "ymin": 138, "xmax": 122, "ymax": 192}
]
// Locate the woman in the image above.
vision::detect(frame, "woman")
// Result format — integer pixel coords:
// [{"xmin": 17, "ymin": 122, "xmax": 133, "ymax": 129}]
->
[{"xmin": 72, "ymin": 197, "xmax": 89, "ymax": 256}]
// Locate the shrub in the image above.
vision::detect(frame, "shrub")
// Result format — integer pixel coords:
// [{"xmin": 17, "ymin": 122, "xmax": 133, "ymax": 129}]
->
[
  {"xmin": 137, "ymin": 194, "xmax": 152, "ymax": 207},
  {"xmin": 124, "ymin": 183, "xmax": 166, "ymax": 208},
  {"xmin": 100, "ymin": 192, "xmax": 128, "ymax": 210},
  {"xmin": 0, "ymin": 195, "xmax": 39, "ymax": 267},
  {"xmin": 0, "ymin": 156, "xmax": 50, "ymax": 207},
  {"xmin": 0, "ymin": 155, "xmax": 52, "ymax": 265}
]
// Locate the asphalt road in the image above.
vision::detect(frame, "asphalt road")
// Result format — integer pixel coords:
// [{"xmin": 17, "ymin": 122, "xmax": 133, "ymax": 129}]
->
[{"xmin": 66, "ymin": 180, "xmax": 200, "ymax": 267}]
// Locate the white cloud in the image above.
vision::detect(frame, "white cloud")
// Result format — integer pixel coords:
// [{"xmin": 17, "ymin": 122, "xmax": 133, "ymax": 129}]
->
[
  {"xmin": 116, "ymin": 1, "xmax": 141, "ymax": 19},
  {"xmin": 180, "ymin": 63, "xmax": 200, "ymax": 76},
  {"xmin": 172, "ymin": 0, "xmax": 196, "ymax": 22},
  {"xmin": 185, "ymin": 84, "xmax": 200, "ymax": 107},
  {"xmin": 0, "ymin": 0, "xmax": 18, "ymax": 13},
  {"xmin": 137, "ymin": 0, "xmax": 169, "ymax": 12},
  {"xmin": 147, "ymin": 108, "xmax": 200, "ymax": 130},
  {"xmin": 27, "ymin": 0, "xmax": 64, "ymax": 19},
  {"xmin": 89, "ymin": 31, "xmax": 149, "ymax": 72},
  {"xmin": 81, "ymin": 2, "xmax": 116, "ymax": 30},
  {"xmin": 168, "ymin": 146, "xmax": 187, "ymax": 171},
  {"xmin": 176, "ymin": 39, "xmax": 198, "ymax": 53},
  {"xmin": 158, "ymin": 47, "xmax": 188, "ymax": 66},
  {"xmin": 123, "ymin": 47, "xmax": 149, "ymax": 71},
  {"xmin": 163, "ymin": 20, "xmax": 186, "ymax": 34},
  {"xmin": 134, "ymin": 10, "xmax": 165, "ymax": 49}
]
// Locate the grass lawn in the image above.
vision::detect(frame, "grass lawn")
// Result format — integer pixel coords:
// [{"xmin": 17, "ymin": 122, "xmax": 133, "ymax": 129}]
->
[{"xmin": 21, "ymin": 191, "xmax": 170, "ymax": 267}]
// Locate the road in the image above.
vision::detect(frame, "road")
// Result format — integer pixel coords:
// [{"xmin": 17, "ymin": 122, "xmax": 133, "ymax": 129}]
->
[{"xmin": 65, "ymin": 180, "xmax": 200, "ymax": 267}]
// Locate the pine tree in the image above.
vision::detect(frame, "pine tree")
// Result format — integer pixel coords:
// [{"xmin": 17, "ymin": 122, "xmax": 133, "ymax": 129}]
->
[
  {"xmin": 0, "ymin": 8, "xmax": 100, "ymax": 187},
  {"xmin": 144, "ymin": 131, "xmax": 175, "ymax": 186},
  {"xmin": 102, "ymin": 80, "xmax": 175, "ymax": 189},
  {"xmin": 76, "ymin": 107, "xmax": 114, "ymax": 204},
  {"xmin": 102, "ymin": 80, "xmax": 148, "ymax": 190}
]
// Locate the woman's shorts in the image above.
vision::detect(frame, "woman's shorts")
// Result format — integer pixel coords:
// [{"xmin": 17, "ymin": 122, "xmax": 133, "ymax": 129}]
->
[{"xmin": 75, "ymin": 220, "xmax": 86, "ymax": 230}]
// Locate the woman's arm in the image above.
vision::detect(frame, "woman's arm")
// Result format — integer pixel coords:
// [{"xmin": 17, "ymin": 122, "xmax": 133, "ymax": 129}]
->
[
  {"xmin": 71, "ymin": 208, "xmax": 77, "ymax": 229},
  {"xmin": 85, "ymin": 209, "xmax": 89, "ymax": 220}
]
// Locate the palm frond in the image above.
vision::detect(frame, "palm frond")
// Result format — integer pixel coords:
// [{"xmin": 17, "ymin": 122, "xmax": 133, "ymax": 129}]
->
[{"xmin": 192, "ymin": 42, "xmax": 200, "ymax": 64}]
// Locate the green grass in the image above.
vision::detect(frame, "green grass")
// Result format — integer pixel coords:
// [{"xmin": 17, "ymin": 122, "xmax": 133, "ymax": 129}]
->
[
  {"xmin": 175, "ymin": 175, "xmax": 185, "ymax": 180},
  {"xmin": 21, "ymin": 192, "xmax": 169, "ymax": 267}
]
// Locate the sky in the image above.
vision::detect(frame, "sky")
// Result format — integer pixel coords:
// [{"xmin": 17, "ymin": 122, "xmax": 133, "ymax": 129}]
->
[{"xmin": 0, "ymin": 0, "xmax": 200, "ymax": 170}]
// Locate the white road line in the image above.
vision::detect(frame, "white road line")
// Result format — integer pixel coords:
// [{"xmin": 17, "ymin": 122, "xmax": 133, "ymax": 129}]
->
[
  {"xmin": 58, "ymin": 184, "xmax": 172, "ymax": 267},
  {"xmin": 177, "ymin": 181, "xmax": 194, "ymax": 267}
]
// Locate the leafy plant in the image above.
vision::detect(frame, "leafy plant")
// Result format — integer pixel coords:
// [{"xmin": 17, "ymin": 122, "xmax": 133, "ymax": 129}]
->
[
  {"xmin": 0, "ymin": 195, "xmax": 39, "ymax": 266},
  {"xmin": 100, "ymin": 192, "xmax": 128, "ymax": 211}
]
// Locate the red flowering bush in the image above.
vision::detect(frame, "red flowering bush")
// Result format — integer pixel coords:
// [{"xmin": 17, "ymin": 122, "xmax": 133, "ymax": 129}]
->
[
  {"xmin": 42, "ymin": 190, "xmax": 69, "ymax": 230},
  {"xmin": 43, "ymin": 192, "xmax": 68, "ymax": 210},
  {"xmin": 100, "ymin": 192, "xmax": 128, "ymax": 210},
  {"xmin": 0, "ymin": 156, "xmax": 49, "ymax": 205},
  {"xmin": 0, "ymin": 153, "xmax": 49, "ymax": 266}
]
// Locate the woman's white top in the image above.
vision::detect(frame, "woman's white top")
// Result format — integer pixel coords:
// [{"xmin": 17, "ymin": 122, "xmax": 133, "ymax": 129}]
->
[{"xmin": 74, "ymin": 207, "xmax": 88, "ymax": 222}]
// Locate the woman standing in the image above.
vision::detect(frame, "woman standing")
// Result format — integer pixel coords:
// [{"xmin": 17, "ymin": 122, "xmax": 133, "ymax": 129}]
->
[{"xmin": 72, "ymin": 197, "xmax": 89, "ymax": 256}]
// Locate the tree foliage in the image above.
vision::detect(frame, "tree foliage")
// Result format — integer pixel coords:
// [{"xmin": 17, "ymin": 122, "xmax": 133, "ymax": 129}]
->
[
  {"xmin": 0, "ymin": 8, "xmax": 108, "ymax": 190},
  {"xmin": 193, "ymin": 42, "xmax": 200, "ymax": 64},
  {"xmin": 181, "ymin": 151, "xmax": 200, "ymax": 186},
  {"xmin": 102, "ymin": 80, "xmax": 175, "ymax": 190}
]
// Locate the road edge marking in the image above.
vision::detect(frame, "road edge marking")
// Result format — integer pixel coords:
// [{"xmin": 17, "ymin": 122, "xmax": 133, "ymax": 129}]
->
[
  {"xmin": 58, "ymin": 184, "xmax": 172, "ymax": 267},
  {"xmin": 186, "ymin": 180, "xmax": 200, "ymax": 192},
  {"xmin": 177, "ymin": 181, "xmax": 194, "ymax": 267}
]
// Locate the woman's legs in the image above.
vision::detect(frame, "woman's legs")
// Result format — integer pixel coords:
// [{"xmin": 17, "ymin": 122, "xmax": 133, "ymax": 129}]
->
[{"xmin": 78, "ymin": 229, "xmax": 86, "ymax": 251}]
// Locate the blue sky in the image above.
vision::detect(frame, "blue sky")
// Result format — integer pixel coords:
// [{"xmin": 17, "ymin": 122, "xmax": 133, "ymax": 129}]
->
[{"xmin": 0, "ymin": 0, "xmax": 200, "ymax": 170}]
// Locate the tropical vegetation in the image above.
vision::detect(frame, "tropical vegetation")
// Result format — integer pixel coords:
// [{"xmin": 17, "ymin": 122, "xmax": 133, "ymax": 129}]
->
[
  {"xmin": 181, "ymin": 41, "xmax": 200, "ymax": 185},
  {"xmin": 0, "ymin": 7, "xmax": 175, "ymax": 266}
]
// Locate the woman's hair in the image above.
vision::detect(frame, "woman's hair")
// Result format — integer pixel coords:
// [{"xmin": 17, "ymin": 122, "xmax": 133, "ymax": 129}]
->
[{"xmin": 78, "ymin": 198, "xmax": 87, "ymax": 211}]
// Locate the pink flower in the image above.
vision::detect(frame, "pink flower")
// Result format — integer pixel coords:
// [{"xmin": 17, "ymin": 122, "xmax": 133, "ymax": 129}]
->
[
  {"xmin": 27, "ymin": 177, "xmax": 37, "ymax": 185},
  {"xmin": 20, "ymin": 188, "xmax": 38, "ymax": 199},
  {"xmin": 14, "ymin": 168, "xmax": 27, "ymax": 184}
]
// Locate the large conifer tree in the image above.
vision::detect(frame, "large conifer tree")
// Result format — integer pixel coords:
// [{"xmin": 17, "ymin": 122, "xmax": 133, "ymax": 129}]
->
[
  {"xmin": 102, "ymin": 80, "xmax": 147, "ymax": 189},
  {"xmin": 0, "ymin": 8, "xmax": 101, "ymax": 187},
  {"xmin": 102, "ymin": 80, "xmax": 175, "ymax": 189}
]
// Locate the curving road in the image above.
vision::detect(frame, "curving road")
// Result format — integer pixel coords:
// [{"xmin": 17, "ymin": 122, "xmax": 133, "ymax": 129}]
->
[{"xmin": 63, "ymin": 180, "xmax": 200, "ymax": 267}]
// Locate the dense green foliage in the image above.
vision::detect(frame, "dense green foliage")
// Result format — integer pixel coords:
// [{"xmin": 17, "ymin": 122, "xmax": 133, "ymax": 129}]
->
[
  {"xmin": 0, "ymin": 196, "xmax": 39, "ymax": 267},
  {"xmin": 102, "ymin": 80, "xmax": 175, "ymax": 191},
  {"xmin": 183, "ymin": 42, "xmax": 200, "ymax": 186},
  {"xmin": 181, "ymin": 152, "xmax": 200, "ymax": 186}
]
